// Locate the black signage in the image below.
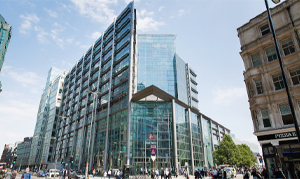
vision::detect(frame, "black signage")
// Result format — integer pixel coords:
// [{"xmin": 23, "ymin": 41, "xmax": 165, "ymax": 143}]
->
[{"xmin": 257, "ymin": 131, "xmax": 297, "ymax": 141}]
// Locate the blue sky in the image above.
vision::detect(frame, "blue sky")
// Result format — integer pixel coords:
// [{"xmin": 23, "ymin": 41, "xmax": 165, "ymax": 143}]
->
[{"xmin": 0, "ymin": 0, "xmax": 280, "ymax": 153}]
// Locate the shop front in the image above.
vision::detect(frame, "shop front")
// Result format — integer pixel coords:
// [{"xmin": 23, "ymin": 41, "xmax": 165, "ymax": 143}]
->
[{"xmin": 258, "ymin": 130, "xmax": 300, "ymax": 178}]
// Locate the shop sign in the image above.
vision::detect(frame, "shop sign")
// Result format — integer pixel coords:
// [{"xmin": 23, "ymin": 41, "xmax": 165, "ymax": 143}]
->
[
  {"xmin": 257, "ymin": 131, "xmax": 297, "ymax": 141},
  {"xmin": 275, "ymin": 132, "xmax": 297, "ymax": 139}
]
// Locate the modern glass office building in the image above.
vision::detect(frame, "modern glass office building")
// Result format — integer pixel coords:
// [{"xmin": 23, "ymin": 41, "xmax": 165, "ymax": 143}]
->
[
  {"xmin": 53, "ymin": 1, "xmax": 230, "ymax": 174},
  {"xmin": 0, "ymin": 14, "xmax": 11, "ymax": 73},
  {"xmin": 29, "ymin": 67, "xmax": 65, "ymax": 169},
  {"xmin": 0, "ymin": 14, "xmax": 12, "ymax": 93},
  {"xmin": 16, "ymin": 137, "xmax": 33, "ymax": 170}
]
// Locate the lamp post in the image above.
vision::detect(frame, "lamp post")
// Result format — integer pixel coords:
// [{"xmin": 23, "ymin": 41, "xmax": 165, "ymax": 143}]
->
[
  {"xmin": 85, "ymin": 91, "xmax": 101, "ymax": 179},
  {"xmin": 264, "ymin": 0, "xmax": 300, "ymax": 143}
]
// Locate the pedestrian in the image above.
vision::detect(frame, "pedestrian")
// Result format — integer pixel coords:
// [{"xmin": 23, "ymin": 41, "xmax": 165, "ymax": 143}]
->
[
  {"xmin": 11, "ymin": 171, "xmax": 16, "ymax": 179},
  {"xmin": 108, "ymin": 169, "xmax": 112, "ymax": 179},
  {"xmin": 5, "ymin": 170, "xmax": 11, "ymax": 179},
  {"xmin": 174, "ymin": 168, "xmax": 178, "ymax": 178},
  {"xmin": 140, "ymin": 168, "xmax": 143, "ymax": 175},
  {"xmin": 145, "ymin": 168, "xmax": 148, "ymax": 176},
  {"xmin": 251, "ymin": 168, "xmax": 257, "ymax": 179},
  {"xmin": 155, "ymin": 169, "xmax": 159, "ymax": 179},
  {"xmin": 194, "ymin": 170, "xmax": 198, "ymax": 179},
  {"xmin": 197, "ymin": 169, "xmax": 202, "ymax": 179},
  {"xmin": 243, "ymin": 169, "xmax": 250, "ymax": 179},
  {"xmin": 63, "ymin": 169, "xmax": 67, "ymax": 179},
  {"xmin": 274, "ymin": 168, "xmax": 285, "ymax": 179},
  {"xmin": 160, "ymin": 168, "xmax": 164, "ymax": 179},
  {"xmin": 261, "ymin": 168, "xmax": 268, "ymax": 179},
  {"xmin": 151, "ymin": 170, "xmax": 155, "ymax": 179},
  {"xmin": 223, "ymin": 169, "xmax": 227, "ymax": 179},
  {"xmin": 21, "ymin": 168, "xmax": 31, "ymax": 179},
  {"xmin": 211, "ymin": 168, "xmax": 217, "ymax": 179},
  {"xmin": 104, "ymin": 170, "xmax": 107, "ymax": 179}
]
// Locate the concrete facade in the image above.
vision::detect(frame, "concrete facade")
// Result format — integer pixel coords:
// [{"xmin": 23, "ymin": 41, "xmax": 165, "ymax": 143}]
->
[{"xmin": 238, "ymin": 0, "xmax": 300, "ymax": 178}]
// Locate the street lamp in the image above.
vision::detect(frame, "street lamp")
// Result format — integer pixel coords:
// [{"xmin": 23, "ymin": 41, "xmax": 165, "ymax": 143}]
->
[
  {"xmin": 85, "ymin": 90, "xmax": 101, "ymax": 179},
  {"xmin": 264, "ymin": 0, "xmax": 300, "ymax": 143}
]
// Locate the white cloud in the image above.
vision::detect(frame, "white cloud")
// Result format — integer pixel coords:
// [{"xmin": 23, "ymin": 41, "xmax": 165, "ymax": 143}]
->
[
  {"xmin": 178, "ymin": 9, "xmax": 185, "ymax": 16},
  {"xmin": 70, "ymin": 0, "xmax": 118, "ymax": 25},
  {"xmin": 212, "ymin": 86, "xmax": 247, "ymax": 106},
  {"xmin": 2, "ymin": 67, "xmax": 44, "ymax": 88},
  {"xmin": 137, "ymin": 9, "xmax": 164, "ymax": 32},
  {"xmin": 0, "ymin": 91, "xmax": 39, "ymax": 152},
  {"xmin": 44, "ymin": 8, "xmax": 58, "ymax": 18},
  {"xmin": 91, "ymin": 31, "xmax": 102, "ymax": 40},
  {"xmin": 19, "ymin": 13, "xmax": 40, "ymax": 34},
  {"xmin": 50, "ymin": 23, "xmax": 65, "ymax": 48},
  {"xmin": 66, "ymin": 38, "xmax": 74, "ymax": 44},
  {"xmin": 34, "ymin": 26, "xmax": 49, "ymax": 44},
  {"xmin": 158, "ymin": 6, "xmax": 165, "ymax": 12}
]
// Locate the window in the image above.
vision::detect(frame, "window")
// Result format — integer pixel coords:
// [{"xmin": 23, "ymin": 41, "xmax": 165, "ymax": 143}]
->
[
  {"xmin": 279, "ymin": 103, "xmax": 293, "ymax": 125},
  {"xmin": 261, "ymin": 108, "xmax": 271, "ymax": 127},
  {"xmin": 265, "ymin": 46, "xmax": 277, "ymax": 62},
  {"xmin": 260, "ymin": 24, "xmax": 270, "ymax": 36},
  {"xmin": 282, "ymin": 38, "xmax": 295, "ymax": 56},
  {"xmin": 290, "ymin": 68, "xmax": 300, "ymax": 85},
  {"xmin": 251, "ymin": 53, "xmax": 262, "ymax": 67},
  {"xmin": 255, "ymin": 79, "xmax": 263, "ymax": 95},
  {"xmin": 247, "ymin": 82, "xmax": 254, "ymax": 98},
  {"xmin": 273, "ymin": 74, "xmax": 285, "ymax": 90},
  {"xmin": 252, "ymin": 110, "xmax": 259, "ymax": 130}
]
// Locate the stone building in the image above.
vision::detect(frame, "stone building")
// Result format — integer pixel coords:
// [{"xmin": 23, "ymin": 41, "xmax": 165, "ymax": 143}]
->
[{"xmin": 237, "ymin": 0, "xmax": 300, "ymax": 178}]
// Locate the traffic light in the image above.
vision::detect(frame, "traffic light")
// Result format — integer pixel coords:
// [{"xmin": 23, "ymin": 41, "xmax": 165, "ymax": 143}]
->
[
  {"xmin": 61, "ymin": 159, "xmax": 64, "ymax": 164},
  {"xmin": 70, "ymin": 156, "xmax": 74, "ymax": 164},
  {"xmin": 13, "ymin": 156, "xmax": 17, "ymax": 164}
]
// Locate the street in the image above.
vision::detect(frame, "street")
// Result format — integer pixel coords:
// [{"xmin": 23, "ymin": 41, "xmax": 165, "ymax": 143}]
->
[{"xmin": 14, "ymin": 173, "xmax": 253, "ymax": 179}]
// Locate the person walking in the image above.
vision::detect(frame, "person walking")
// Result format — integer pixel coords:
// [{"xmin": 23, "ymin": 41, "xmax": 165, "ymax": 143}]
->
[
  {"xmin": 4, "ymin": 170, "xmax": 11, "ymax": 179},
  {"xmin": 155, "ymin": 169, "xmax": 159, "ymax": 179},
  {"xmin": 63, "ymin": 169, "xmax": 67, "ymax": 179},
  {"xmin": 104, "ymin": 170, "xmax": 107, "ymax": 179},
  {"xmin": 194, "ymin": 170, "xmax": 198, "ymax": 179},
  {"xmin": 274, "ymin": 168, "xmax": 285, "ymax": 179},
  {"xmin": 21, "ymin": 168, "xmax": 31, "ymax": 179},
  {"xmin": 108, "ymin": 169, "xmax": 112, "ymax": 179},
  {"xmin": 11, "ymin": 171, "xmax": 16, "ymax": 179},
  {"xmin": 174, "ymin": 168, "xmax": 178, "ymax": 178},
  {"xmin": 223, "ymin": 169, "xmax": 227, "ymax": 179},
  {"xmin": 243, "ymin": 169, "xmax": 250, "ymax": 179},
  {"xmin": 160, "ymin": 168, "xmax": 164, "ymax": 179}
]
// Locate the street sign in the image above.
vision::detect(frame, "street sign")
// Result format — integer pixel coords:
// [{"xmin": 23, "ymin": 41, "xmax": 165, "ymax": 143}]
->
[
  {"xmin": 150, "ymin": 146, "xmax": 156, "ymax": 155},
  {"xmin": 147, "ymin": 132, "xmax": 155, "ymax": 140}
]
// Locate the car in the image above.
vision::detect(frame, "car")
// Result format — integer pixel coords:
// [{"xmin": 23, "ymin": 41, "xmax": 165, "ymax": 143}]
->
[
  {"xmin": 37, "ymin": 171, "xmax": 47, "ymax": 177},
  {"xmin": 224, "ymin": 167, "xmax": 236, "ymax": 178},
  {"xmin": 69, "ymin": 171, "xmax": 77, "ymax": 178},
  {"xmin": 75, "ymin": 174, "xmax": 85, "ymax": 179},
  {"xmin": 48, "ymin": 169, "xmax": 59, "ymax": 177}
]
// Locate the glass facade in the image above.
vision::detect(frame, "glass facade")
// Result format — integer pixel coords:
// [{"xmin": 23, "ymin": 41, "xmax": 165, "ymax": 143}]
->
[
  {"xmin": 45, "ymin": 2, "xmax": 230, "ymax": 173},
  {"xmin": 29, "ymin": 67, "xmax": 65, "ymax": 167},
  {"xmin": 137, "ymin": 35, "xmax": 176, "ymax": 96},
  {"xmin": 175, "ymin": 104, "xmax": 191, "ymax": 168},
  {"xmin": 54, "ymin": 2, "xmax": 136, "ymax": 171},
  {"xmin": 131, "ymin": 101, "xmax": 173, "ymax": 174},
  {"xmin": 201, "ymin": 116, "xmax": 213, "ymax": 168},
  {"xmin": 16, "ymin": 137, "xmax": 32, "ymax": 169},
  {"xmin": 0, "ymin": 14, "xmax": 11, "ymax": 73}
]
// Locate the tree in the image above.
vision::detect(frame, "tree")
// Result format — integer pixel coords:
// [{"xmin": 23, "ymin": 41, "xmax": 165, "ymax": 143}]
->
[
  {"xmin": 213, "ymin": 134, "xmax": 239, "ymax": 165},
  {"xmin": 236, "ymin": 144, "xmax": 256, "ymax": 167}
]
